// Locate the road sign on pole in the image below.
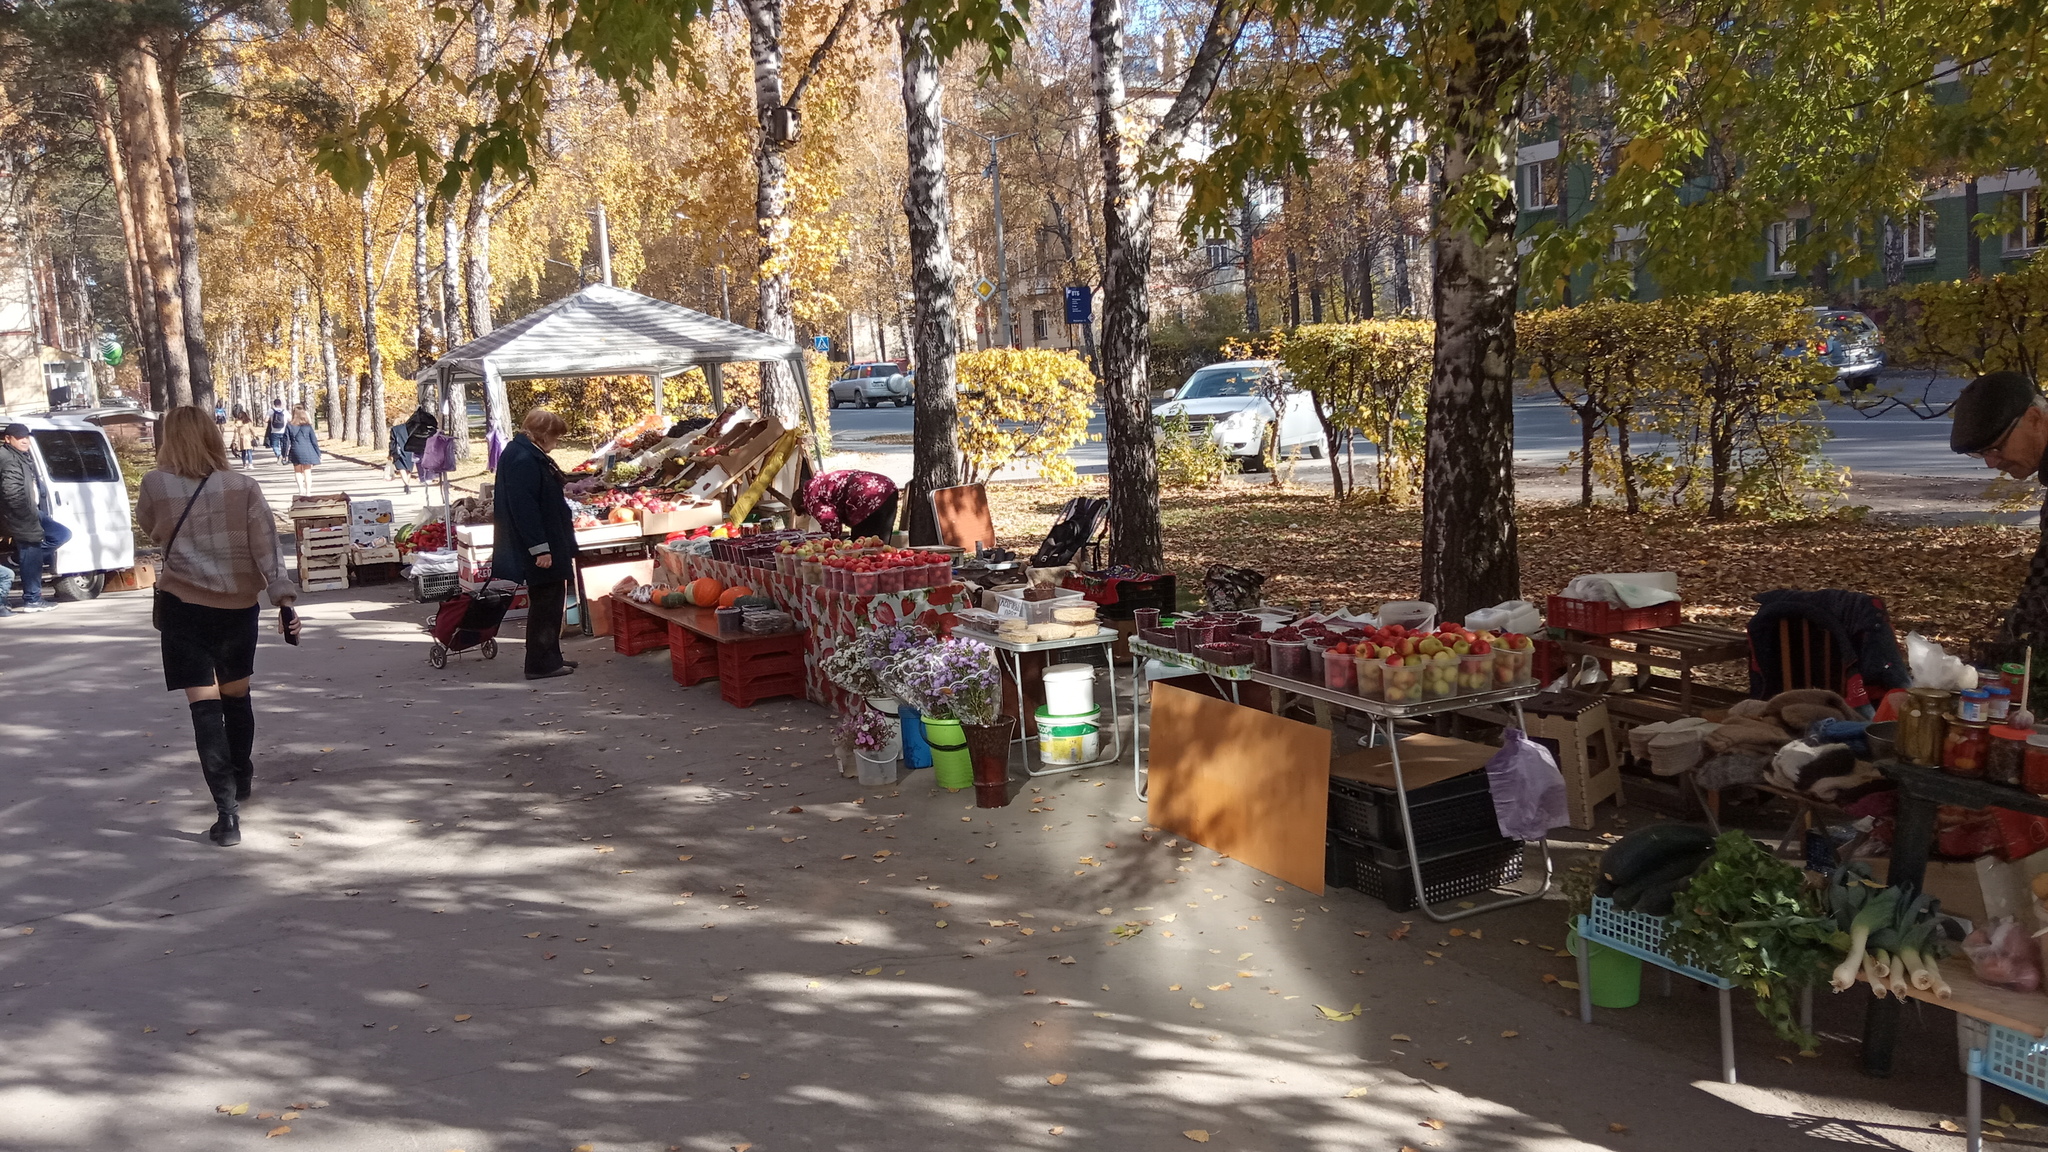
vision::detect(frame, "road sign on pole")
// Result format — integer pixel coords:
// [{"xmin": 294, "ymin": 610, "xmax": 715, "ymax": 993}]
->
[
  {"xmin": 812, "ymin": 335, "xmax": 830, "ymax": 353},
  {"xmin": 974, "ymin": 277, "xmax": 997, "ymax": 302},
  {"xmin": 1064, "ymin": 286, "xmax": 1092, "ymax": 325}
]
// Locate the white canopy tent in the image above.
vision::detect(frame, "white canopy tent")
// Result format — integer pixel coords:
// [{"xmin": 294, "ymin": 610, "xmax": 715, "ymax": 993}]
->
[{"xmin": 417, "ymin": 282, "xmax": 821, "ymax": 469}]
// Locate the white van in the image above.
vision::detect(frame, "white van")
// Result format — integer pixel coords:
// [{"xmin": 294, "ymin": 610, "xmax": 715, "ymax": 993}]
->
[{"xmin": 4, "ymin": 413, "xmax": 135, "ymax": 600}]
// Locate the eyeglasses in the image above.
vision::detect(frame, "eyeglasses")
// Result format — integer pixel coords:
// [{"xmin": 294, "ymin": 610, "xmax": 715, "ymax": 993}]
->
[{"xmin": 1972, "ymin": 414, "xmax": 2026, "ymax": 460}]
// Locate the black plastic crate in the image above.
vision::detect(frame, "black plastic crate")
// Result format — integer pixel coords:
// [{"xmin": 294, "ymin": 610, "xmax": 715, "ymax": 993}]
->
[
  {"xmin": 413, "ymin": 569, "xmax": 460, "ymax": 602},
  {"xmin": 1328, "ymin": 767, "xmax": 1499, "ymax": 848},
  {"xmin": 1325, "ymin": 832, "xmax": 1525, "ymax": 912}
]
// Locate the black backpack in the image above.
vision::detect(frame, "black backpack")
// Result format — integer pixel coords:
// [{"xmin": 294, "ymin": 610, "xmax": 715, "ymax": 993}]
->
[{"xmin": 267, "ymin": 408, "xmax": 287, "ymax": 433}]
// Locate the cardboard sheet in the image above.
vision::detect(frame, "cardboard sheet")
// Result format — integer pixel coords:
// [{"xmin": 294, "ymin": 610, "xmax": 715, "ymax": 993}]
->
[
  {"xmin": 931, "ymin": 483, "xmax": 997, "ymax": 553},
  {"xmin": 1333, "ymin": 733, "xmax": 1496, "ymax": 792},
  {"xmin": 578, "ymin": 559, "xmax": 654, "ymax": 636},
  {"xmin": 1146, "ymin": 682, "xmax": 1331, "ymax": 893}
]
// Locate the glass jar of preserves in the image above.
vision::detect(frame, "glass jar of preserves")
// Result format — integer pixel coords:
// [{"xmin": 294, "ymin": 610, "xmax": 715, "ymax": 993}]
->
[
  {"xmin": 2027, "ymin": 732, "xmax": 2048, "ymax": 796},
  {"xmin": 1899, "ymin": 687, "xmax": 1955, "ymax": 766},
  {"xmin": 1988, "ymin": 725, "xmax": 2029, "ymax": 787},
  {"xmin": 1944, "ymin": 718, "xmax": 1991, "ymax": 778}
]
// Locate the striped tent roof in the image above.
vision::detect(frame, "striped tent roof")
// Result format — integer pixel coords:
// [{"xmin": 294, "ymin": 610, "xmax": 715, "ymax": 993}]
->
[{"xmin": 422, "ymin": 283, "xmax": 802, "ymax": 383}]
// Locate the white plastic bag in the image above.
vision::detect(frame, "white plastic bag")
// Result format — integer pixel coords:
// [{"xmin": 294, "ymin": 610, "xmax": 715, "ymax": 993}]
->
[
  {"xmin": 1378, "ymin": 600, "xmax": 1436, "ymax": 632},
  {"xmin": 1905, "ymin": 631, "xmax": 1977, "ymax": 692},
  {"xmin": 1466, "ymin": 599, "xmax": 1542, "ymax": 635},
  {"xmin": 1486, "ymin": 728, "xmax": 1570, "ymax": 840}
]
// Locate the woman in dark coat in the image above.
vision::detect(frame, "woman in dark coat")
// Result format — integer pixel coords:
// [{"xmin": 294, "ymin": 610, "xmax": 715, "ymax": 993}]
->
[
  {"xmin": 492, "ymin": 409, "xmax": 579, "ymax": 680},
  {"xmin": 282, "ymin": 407, "xmax": 321, "ymax": 496}
]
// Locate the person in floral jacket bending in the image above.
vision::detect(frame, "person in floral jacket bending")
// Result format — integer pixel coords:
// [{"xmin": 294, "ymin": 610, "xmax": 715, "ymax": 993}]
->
[{"xmin": 799, "ymin": 469, "xmax": 898, "ymax": 539}]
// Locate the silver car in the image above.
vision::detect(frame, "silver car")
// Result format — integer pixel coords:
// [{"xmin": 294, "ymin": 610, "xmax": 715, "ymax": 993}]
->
[
  {"xmin": 829, "ymin": 362, "xmax": 913, "ymax": 408},
  {"xmin": 1806, "ymin": 308, "xmax": 1885, "ymax": 391}
]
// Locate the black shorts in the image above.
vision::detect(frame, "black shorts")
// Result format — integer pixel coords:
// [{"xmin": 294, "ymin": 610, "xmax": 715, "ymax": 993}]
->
[{"xmin": 159, "ymin": 593, "xmax": 261, "ymax": 691}]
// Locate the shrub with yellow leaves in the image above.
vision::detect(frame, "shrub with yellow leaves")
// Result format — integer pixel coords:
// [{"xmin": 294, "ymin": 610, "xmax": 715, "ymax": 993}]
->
[{"xmin": 954, "ymin": 348, "xmax": 1097, "ymax": 485}]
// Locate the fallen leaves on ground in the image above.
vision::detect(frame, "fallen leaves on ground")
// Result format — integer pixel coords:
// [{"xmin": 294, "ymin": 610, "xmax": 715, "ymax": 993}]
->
[
  {"xmin": 1421, "ymin": 1118, "xmax": 1446, "ymax": 1130},
  {"xmin": 218, "ymin": 1104, "xmax": 250, "ymax": 1116},
  {"xmin": 1344, "ymin": 1086, "xmax": 1371, "ymax": 1098},
  {"xmin": 1314, "ymin": 1003, "xmax": 1363, "ymax": 1021},
  {"xmin": 1047, "ymin": 1072, "xmax": 1068, "ymax": 1085},
  {"xmin": 1609, "ymin": 1122, "xmax": 1630, "ymax": 1133},
  {"xmin": 1183, "ymin": 1131, "xmax": 1210, "ymax": 1143},
  {"xmin": 266, "ymin": 1127, "xmax": 290, "ymax": 1138}
]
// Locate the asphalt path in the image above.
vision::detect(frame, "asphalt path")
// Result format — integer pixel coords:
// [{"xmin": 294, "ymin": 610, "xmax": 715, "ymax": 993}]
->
[{"xmin": 824, "ymin": 371, "xmax": 1979, "ymax": 485}]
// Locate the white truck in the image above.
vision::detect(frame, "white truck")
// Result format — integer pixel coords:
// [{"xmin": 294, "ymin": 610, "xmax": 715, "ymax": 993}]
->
[{"xmin": 4, "ymin": 412, "xmax": 135, "ymax": 600}]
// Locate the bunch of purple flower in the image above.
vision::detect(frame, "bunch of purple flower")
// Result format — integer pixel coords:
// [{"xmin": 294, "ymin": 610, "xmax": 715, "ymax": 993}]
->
[
  {"xmin": 823, "ymin": 621, "xmax": 936, "ymax": 697},
  {"xmin": 885, "ymin": 636, "xmax": 1002, "ymax": 725},
  {"xmin": 833, "ymin": 706, "xmax": 895, "ymax": 752}
]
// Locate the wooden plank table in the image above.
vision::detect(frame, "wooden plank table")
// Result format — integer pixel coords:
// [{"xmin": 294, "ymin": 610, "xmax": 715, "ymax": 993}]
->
[
  {"xmin": 617, "ymin": 598, "xmax": 807, "ymax": 707},
  {"xmin": 1550, "ymin": 623, "xmax": 1749, "ymax": 714}
]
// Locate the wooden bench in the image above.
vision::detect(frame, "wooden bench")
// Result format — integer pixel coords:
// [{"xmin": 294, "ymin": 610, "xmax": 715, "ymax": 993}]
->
[
  {"xmin": 613, "ymin": 597, "xmax": 807, "ymax": 708},
  {"xmin": 1550, "ymin": 623, "xmax": 1750, "ymax": 716}
]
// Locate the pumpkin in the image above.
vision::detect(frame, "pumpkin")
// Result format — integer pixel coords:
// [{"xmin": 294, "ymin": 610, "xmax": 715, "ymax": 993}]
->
[
  {"xmin": 717, "ymin": 585, "xmax": 754, "ymax": 608},
  {"xmin": 658, "ymin": 590, "xmax": 688, "ymax": 609},
  {"xmin": 684, "ymin": 577, "xmax": 723, "ymax": 607}
]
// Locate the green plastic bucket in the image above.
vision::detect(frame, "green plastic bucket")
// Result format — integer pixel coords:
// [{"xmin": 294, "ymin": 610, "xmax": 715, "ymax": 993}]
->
[
  {"xmin": 1568, "ymin": 927, "xmax": 1642, "ymax": 1009},
  {"xmin": 922, "ymin": 717, "xmax": 974, "ymax": 790}
]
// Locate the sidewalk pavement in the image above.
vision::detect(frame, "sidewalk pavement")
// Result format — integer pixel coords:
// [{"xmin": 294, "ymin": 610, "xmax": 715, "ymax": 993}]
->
[{"xmin": 0, "ymin": 452, "xmax": 1996, "ymax": 1151}]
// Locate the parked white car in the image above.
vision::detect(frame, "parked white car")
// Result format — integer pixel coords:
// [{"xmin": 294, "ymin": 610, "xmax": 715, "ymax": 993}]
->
[
  {"xmin": 1153, "ymin": 359, "xmax": 1323, "ymax": 469},
  {"xmin": 3, "ymin": 413, "xmax": 135, "ymax": 600}
]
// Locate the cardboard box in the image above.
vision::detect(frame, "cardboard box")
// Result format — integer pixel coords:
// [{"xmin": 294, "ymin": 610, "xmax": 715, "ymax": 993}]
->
[
  {"xmin": 1871, "ymin": 846, "xmax": 2048, "ymax": 927},
  {"xmin": 352, "ymin": 545, "xmax": 401, "ymax": 564},
  {"xmin": 457, "ymin": 554, "xmax": 493, "ymax": 585},
  {"xmin": 578, "ymin": 558, "xmax": 656, "ymax": 635},
  {"xmin": 455, "ymin": 523, "xmax": 496, "ymax": 549},
  {"xmin": 640, "ymin": 503, "xmax": 726, "ymax": 536},
  {"xmin": 105, "ymin": 560, "xmax": 157, "ymax": 592},
  {"xmin": 1331, "ymin": 733, "xmax": 1496, "ymax": 792}
]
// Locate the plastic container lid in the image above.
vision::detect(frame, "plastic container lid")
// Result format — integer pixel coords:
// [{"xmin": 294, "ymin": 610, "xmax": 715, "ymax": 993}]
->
[
  {"xmin": 2029, "ymin": 732, "xmax": 2048, "ymax": 748},
  {"xmin": 1988, "ymin": 686, "xmax": 2013, "ymax": 697},
  {"xmin": 1043, "ymin": 663, "xmax": 1095, "ymax": 683},
  {"xmin": 1991, "ymin": 725, "xmax": 2030, "ymax": 741},
  {"xmin": 1962, "ymin": 689, "xmax": 1989, "ymax": 700},
  {"xmin": 1034, "ymin": 704, "xmax": 1101, "ymax": 730}
]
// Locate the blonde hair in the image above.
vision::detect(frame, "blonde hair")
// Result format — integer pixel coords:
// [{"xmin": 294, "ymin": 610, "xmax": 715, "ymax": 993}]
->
[
  {"xmin": 290, "ymin": 407, "xmax": 311, "ymax": 426},
  {"xmin": 157, "ymin": 406, "xmax": 231, "ymax": 480},
  {"xmin": 522, "ymin": 408, "xmax": 569, "ymax": 444}
]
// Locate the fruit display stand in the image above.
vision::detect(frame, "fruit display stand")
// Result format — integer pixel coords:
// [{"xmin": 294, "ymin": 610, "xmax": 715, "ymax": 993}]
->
[
  {"xmin": 662, "ymin": 549, "xmax": 966, "ymax": 708},
  {"xmin": 1131, "ymin": 636, "xmax": 1551, "ymax": 923},
  {"xmin": 950, "ymin": 621, "xmax": 1126, "ymax": 776},
  {"xmin": 610, "ymin": 599, "xmax": 808, "ymax": 708}
]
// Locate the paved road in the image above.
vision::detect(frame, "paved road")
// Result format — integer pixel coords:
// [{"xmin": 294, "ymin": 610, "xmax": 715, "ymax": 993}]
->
[
  {"xmin": 1, "ymin": 453, "xmax": 1989, "ymax": 1151},
  {"xmin": 825, "ymin": 371, "xmax": 1980, "ymax": 484}
]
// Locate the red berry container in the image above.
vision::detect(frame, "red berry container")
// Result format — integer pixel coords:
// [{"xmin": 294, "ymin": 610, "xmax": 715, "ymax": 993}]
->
[{"xmin": 853, "ymin": 570, "xmax": 880, "ymax": 597}]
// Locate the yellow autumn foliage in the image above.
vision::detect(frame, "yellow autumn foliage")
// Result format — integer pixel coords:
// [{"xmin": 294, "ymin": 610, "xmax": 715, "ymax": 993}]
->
[{"xmin": 954, "ymin": 348, "xmax": 1097, "ymax": 485}]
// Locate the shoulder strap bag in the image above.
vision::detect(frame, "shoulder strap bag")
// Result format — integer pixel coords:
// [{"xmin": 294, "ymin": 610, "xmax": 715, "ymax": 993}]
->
[{"xmin": 152, "ymin": 472, "xmax": 213, "ymax": 631}]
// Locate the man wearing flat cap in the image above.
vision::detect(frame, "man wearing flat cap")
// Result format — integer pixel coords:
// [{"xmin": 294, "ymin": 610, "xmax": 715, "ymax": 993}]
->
[{"xmin": 1953, "ymin": 370, "xmax": 2048, "ymax": 648}]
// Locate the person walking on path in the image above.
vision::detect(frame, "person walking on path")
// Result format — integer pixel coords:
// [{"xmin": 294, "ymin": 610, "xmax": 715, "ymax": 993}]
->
[
  {"xmin": 492, "ymin": 409, "xmax": 578, "ymax": 681},
  {"xmin": 227, "ymin": 407, "xmax": 260, "ymax": 469},
  {"xmin": 283, "ymin": 407, "xmax": 321, "ymax": 496},
  {"xmin": 265, "ymin": 400, "xmax": 289, "ymax": 463},
  {"xmin": 136, "ymin": 407, "xmax": 301, "ymax": 848},
  {"xmin": 1, "ymin": 422, "xmax": 71, "ymax": 613}
]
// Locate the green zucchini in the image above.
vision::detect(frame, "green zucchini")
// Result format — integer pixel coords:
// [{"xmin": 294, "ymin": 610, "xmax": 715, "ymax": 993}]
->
[
  {"xmin": 1611, "ymin": 848, "xmax": 1713, "ymax": 913},
  {"xmin": 1599, "ymin": 823, "xmax": 1717, "ymax": 890}
]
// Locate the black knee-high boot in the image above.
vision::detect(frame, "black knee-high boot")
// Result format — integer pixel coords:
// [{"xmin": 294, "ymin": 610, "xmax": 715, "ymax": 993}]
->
[
  {"xmin": 189, "ymin": 699, "xmax": 241, "ymax": 846},
  {"xmin": 221, "ymin": 693, "xmax": 255, "ymax": 801}
]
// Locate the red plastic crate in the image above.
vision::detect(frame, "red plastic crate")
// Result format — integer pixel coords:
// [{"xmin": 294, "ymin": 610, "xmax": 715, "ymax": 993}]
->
[
  {"xmin": 721, "ymin": 671, "xmax": 804, "ymax": 708},
  {"xmin": 1532, "ymin": 637, "xmax": 1563, "ymax": 686},
  {"xmin": 1546, "ymin": 595, "xmax": 1681, "ymax": 634},
  {"xmin": 668, "ymin": 626, "xmax": 719, "ymax": 686},
  {"xmin": 611, "ymin": 597, "xmax": 670, "ymax": 655}
]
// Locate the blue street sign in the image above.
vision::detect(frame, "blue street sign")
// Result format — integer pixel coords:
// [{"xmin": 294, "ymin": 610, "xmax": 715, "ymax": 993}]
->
[
  {"xmin": 1064, "ymin": 286, "xmax": 1092, "ymax": 325},
  {"xmin": 812, "ymin": 335, "xmax": 830, "ymax": 352}
]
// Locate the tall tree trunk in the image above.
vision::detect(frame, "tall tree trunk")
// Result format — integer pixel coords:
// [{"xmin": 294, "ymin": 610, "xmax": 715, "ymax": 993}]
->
[
  {"xmin": 1386, "ymin": 153, "xmax": 1413, "ymax": 313},
  {"xmin": 1091, "ymin": 0, "xmax": 1244, "ymax": 572},
  {"xmin": 156, "ymin": 52, "xmax": 213, "ymax": 410},
  {"xmin": 90, "ymin": 72, "xmax": 159, "ymax": 408},
  {"xmin": 462, "ymin": 3, "xmax": 498, "ymax": 344},
  {"xmin": 899, "ymin": 16, "xmax": 961, "ymax": 545},
  {"xmin": 360, "ymin": 184, "xmax": 385, "ymax": 448},
  {"xmin": 318, "ymin": 288, "xmax": 343, "ymax": 440},
  {"xmin": 413, "ymin": 182, "xmax": 436, "ymax": 371},
  {"xmin": 1286, "ymin": 249, "xmax": 1301, "ymax": 328},
  {"xmin": 1965, "ymin": 178, "xmax": 1981, "ymax": 275},
  {"xmin": 1418, "ymin": 12, "xmax": 1528, "ymax": 623},
  {"xmin": 1240, "ymin": 192, "xmax": 1260, "ymax": 334},
  {"xmin": 1310, "ymin": 285, "xmax": 1324, "ymax": 323},
  {"xmin": 1882, "ymin": 216, "xmax": 1906, "ymax": 287},
  {"xmin": 114, "ymin": 42, "xmax": 190, "ymax": 407},
  {"xmin": 744, "ymin": 0, "xmax": 804, "ymax": 427},
  {"xmin": 440, "ymin": 179, "xmax": 471, "ymax": 459},
  {"xmin": 289, "ymin": 287, "xmax": 305, "ymax": 414}
]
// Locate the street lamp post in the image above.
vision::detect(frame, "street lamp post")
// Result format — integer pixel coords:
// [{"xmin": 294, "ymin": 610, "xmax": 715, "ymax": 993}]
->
[{"xmin": 948, "ymin": 122, "xmax": 1018, "ymax": 349}]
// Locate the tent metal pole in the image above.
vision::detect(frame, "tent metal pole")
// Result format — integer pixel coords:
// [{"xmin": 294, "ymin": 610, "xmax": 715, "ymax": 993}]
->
[
  {"xmin": 791, "ymin": 353, "xmax": 822, "ymax": 467},
  {"xmin": 652, "ymin": 372, "xmax": 665, "ymax": 423},
  {"xmin": 707, "ymin": 362, "xmax": 726, "ymax": 410}
]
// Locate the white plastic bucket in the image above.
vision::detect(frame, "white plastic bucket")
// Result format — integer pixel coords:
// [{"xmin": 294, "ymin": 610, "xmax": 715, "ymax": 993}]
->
[
  {"xmin": 1036, "ymin": 705, "xmax": 1101, "ymax": 765},
  {"xmin": 856, "ymin": 733, "xmax": 902, "ymax": 785},
  {"xmin": 1041, "ymin": 663, "xmax": 1097, "ymax": 717}
]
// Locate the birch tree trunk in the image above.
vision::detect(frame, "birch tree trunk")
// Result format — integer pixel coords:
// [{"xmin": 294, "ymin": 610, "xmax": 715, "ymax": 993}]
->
[
  {"xmin": 414, "ymin": 182, "xmax": 436, "ymax": 371},
  {"xmin": 360, "ymin": 184, "xmax": 385, "ymax": 448},
  {"xmin": 1386, "ymin": 153, "xmax": 1413, "ymax": 313},
  {"xmin": 115, "ymin": 41, "xmax": 190, "ymax": 407},
  {"xmin": 1418, "ymin": 12, "xmax": 1528, "ymax": 623},
  {"xmin": 899, "ymin": 15, "xmax": 961, "ymax": 545},
  {"xmin": 463, "ymin": 2, "xmax": 498, "ymax": 343},
  {"xmin": 441, "ymin": 181, "xmax": 471, "ymax": 459},
  {"xmin": 1090, "ymin": 0, "xmax": 1243, "ymax": 572},
  {"xmin": 91, "ymin": 72, "xmax": 160, "ymax": 409},
  {"xmin": 319, "ymin": 289, "xmax": 344, "ymax": 440},
  {"xmin": 156, "ymin": 52, "xmax": 214, "ymax": 410},
  {"xmin": 744, "ymin": 0, "xmax": 804, "ymax": 428}
]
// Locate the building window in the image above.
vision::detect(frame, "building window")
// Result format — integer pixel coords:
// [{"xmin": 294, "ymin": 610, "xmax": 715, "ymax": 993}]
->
[
  {"xmin": 2007, "ymin": 189, "xmax": 2047, "ymax": 255},
  {"xmin": 1519, "ymin": 159, "xmax": 1558, "ymax": 210},
  {"xmin": 1767, "ymin": 220, "xmax": 1799, "ymax": 276},
  {"xmin": 1903, "ymin": 209, "xmax": 1937, "ymax": 262},
  {"xmin": 1031, "ymin": 309, "xmax": 1050, "ymax": 344}
]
